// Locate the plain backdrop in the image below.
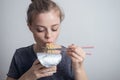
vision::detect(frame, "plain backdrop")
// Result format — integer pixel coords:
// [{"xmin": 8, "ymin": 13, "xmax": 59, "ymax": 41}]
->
[{"xmin": 0, "ymin": 0, "xmax": 120, "ymax": 80}]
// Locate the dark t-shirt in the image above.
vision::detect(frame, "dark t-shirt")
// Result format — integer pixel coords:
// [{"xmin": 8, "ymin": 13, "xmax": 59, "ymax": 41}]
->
[{"xmin": 7, "ymin": 45, "xmax": 74, "ymax": 80}]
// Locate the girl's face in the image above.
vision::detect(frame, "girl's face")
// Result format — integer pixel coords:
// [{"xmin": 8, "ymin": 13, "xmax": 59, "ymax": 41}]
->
[{"xmin": 29, "ymin": 10, "xmax": 61, "ymax": 46}]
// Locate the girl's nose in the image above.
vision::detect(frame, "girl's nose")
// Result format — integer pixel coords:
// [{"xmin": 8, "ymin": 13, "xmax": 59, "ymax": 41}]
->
[{"xmin": 45, "ymin": 30, "xmax": 52, "ymax": 39}]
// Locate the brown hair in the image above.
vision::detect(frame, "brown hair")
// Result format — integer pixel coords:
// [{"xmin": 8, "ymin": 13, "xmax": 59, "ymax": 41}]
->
[{"xmin": 27, "ymin": 0, "xmax": 64, "ymax": 25}]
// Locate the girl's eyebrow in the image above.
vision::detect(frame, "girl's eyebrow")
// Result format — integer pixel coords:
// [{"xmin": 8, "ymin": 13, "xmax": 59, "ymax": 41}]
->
[
  {"xmin": 35, "ymin": 24, "xmax": 59, "ymax": 27},
  {"xmin": 35, "ymin": 25, "xmax": 45, "ymax": 28},
  {"xmin": 51, "ymin": 24, "xmax": 59, "ymax": 27}
]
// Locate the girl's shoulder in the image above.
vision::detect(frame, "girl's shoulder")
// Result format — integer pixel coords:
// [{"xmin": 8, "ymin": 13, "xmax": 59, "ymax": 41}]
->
[{"xmin": 13, "ymin": 44, "xmax": 35, "ymax": 58}]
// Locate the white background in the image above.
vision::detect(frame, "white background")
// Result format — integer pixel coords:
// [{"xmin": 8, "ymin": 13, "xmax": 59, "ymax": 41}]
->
[{"xmin": 0, "ymin": 0, "xmax": 120, "ymax": 80}]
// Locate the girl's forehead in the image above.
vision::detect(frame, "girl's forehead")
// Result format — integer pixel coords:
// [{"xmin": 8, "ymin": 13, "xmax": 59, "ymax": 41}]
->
[
  {"xmin": 38, "ymin": 10, "xmax": 60, "ymax": 19},
  {"xmin": 33, "ymin": 10, "xmax": 60, "ymax": 25}
]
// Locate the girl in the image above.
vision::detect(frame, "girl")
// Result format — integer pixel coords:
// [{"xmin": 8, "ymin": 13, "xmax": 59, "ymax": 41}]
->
[{"xmin": 6, "ymin": 0, "xmax": 88, "ymax": 80}]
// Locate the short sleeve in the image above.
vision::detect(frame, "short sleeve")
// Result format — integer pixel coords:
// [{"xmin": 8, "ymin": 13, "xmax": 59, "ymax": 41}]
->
[{"xmin": 7, "ymin": 50, "xmax": 20, "ymax": 79}]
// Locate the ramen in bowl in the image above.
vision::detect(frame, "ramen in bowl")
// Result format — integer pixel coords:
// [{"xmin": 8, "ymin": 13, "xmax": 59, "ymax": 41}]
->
[{"xmin": 37, "ymin": 43, "xmax": 62, "ymax": 67}]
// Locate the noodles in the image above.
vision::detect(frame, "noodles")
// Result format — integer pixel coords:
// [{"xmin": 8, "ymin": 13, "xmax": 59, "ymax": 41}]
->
[{"xmin": 46, "ymin": 43, "xmax": 55, "ymax": 53}]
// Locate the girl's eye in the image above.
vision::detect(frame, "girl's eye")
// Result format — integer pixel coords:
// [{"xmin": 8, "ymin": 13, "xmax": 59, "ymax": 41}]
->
[
  {"xmin": 36, "ymin": 27, "xmax": 45, "ymax": 32},
  {"xmin": 52, "ymin": 28, "xmax": 58, "ymax": 31},
  {"xmin": 52, "ymin": 27, "xmax": 59, "ymax": 31}
]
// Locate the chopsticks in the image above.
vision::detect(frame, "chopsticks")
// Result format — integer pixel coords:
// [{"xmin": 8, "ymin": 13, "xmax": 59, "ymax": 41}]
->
[{"xmin": 43, "ymin": 46, "xmax": 94, "ymax": 55}]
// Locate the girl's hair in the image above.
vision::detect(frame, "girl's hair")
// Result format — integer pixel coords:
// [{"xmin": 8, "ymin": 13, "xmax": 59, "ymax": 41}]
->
[{"xmin": 27, "ymin": 0, "xmax": 64, "ymax": 25}]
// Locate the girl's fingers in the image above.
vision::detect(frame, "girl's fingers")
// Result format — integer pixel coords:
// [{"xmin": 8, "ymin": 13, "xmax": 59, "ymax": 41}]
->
[
  {"xmin": 67, "ymin": 51, "xmax": 84, "ymax": 62},
  {"xmin": 39, "ymin": 71, "xmax": 54, "ymax": 77},
  {"xmin": 33, "ymin": 59, "xmax": 40, "ymax": 65},
  {"xmin": 35, "ymin": 70, "xmax": 55, "ymax": 78},
  {"xmin": 67, "ymin": 44, "xmax": 86, "ymax": 62},
  {"xmin": 73, "ymin": 48, "xmax": 86, "ymax": 58},
  {"xmin": 34, "ymin": 66, "xmax": 57, "ymax": 78},
  {"xmin": 39, "ymin": 66, "xmax": 57, "ymax": 73},
  {"xmin": 68, "ymin": 46, "xmax": 85, "ymax": 57},
  {"xmin": 31, "ymin": 60, "xmax": 57, "ymax": 79},
  {"xmin": 40, "ymin": 69, "xmax": 57, "ymax": 74},
  {"xmin": 68, "ymin": 44, "xmax": 76, "ymax": 50},
  {"xmin": 33, "ymin": 59, "xmax": 44, "ymax": 70}
]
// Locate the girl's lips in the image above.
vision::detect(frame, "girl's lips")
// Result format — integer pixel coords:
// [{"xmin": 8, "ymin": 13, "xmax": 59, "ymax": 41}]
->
[
  {"xmin": 45, "ymin": 41, "xmax": 53, "ymax": 44},
  {"xmin": 46, "ymin": 39, "xmax": 54, "ymax": 43}
]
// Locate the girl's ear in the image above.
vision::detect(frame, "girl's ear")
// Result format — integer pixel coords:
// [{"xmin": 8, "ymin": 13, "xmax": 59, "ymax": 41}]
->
[{"xmin": 27, "ymin": 23, "xmax": 32, "ymax": 32}]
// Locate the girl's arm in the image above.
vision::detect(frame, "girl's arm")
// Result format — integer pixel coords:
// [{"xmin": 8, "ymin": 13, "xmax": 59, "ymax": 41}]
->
[
  {"xmin": 67, "ymin": 44, "xmax": 88, "ymax": 80},
  {"xmin": 6, "ymin": 77, "xmax": 16, "ymax": 80}
]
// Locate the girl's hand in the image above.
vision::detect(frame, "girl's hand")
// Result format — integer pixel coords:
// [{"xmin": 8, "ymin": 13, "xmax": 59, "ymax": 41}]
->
[
  {"xmin": 67, "ymin": 44, "xmax": 86, "ymax": 69},
  {"xmin": 19, "ymin": 59, "xmax": 57, "ymax": 80}
]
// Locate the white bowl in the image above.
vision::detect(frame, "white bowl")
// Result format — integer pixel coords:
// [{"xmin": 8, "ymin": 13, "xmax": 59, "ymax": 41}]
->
[{"xmin": 37, "ymin": 53, "xmax": 62, "ymax": 67}]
